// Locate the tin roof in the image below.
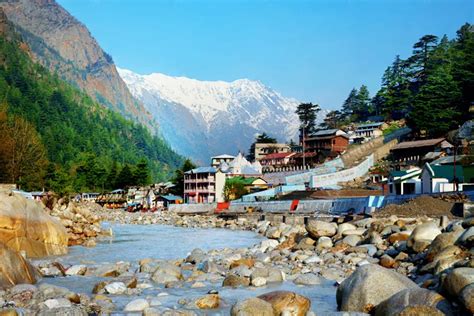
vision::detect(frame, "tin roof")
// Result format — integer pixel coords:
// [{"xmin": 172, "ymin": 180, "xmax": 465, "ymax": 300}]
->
[
  {"xmin": 185, "ymin": 166, "xmax": 216, "ymax": 174},
  {"xmin": 392, "ymin": 138, "xmax": 446, "ymax": 150},
  {"xmin": 356, "ymin": 122, "xmax": 385, "ymax": 129}
]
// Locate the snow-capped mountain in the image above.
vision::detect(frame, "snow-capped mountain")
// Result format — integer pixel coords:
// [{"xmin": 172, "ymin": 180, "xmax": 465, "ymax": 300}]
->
[{"xmin": 118, "ymin": 68, "xmax": 325, "ymax": 163}]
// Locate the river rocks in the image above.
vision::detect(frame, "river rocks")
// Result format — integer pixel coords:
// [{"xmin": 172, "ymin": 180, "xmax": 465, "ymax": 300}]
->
[
  {"xmin": 104, "ymin": 282, "xmax": 127, "ymax": 295},
  {"xmin": 342, "ymin": 235, "xmax": 361, "ymax": 247},
  {"xmin": 457, "ymin": 227, "xmax": 474, "ymax": 247},
  {"xmin": 259, "ymin": 239, "xmax": 279, "ymax": 252},
  {"xmin": 336, "ymin": 264, "xmax": 417, "ymax": 313},
  {"xmin": 49, "ymin": 200, "xmax": 104, "ymax": 247},
  {"xmin": 316, "ymin": 236, "xmax": 333, "ymax": 250},
  {"xmin": 186, "ymin": 249, "xmax": 206, "ymax": 264},
  {"xmin": 230, "ymin": 258, "xmax": 255, "ymax": 269},
  {"xmin": 426, "ymin": 230, "xmax": 464, "ymax": 261},
  {"xmin": 222, "ymin": 274, "xmax": 250, "ymax": 287},
  {"xmin": 231, "ymin": 297, "xmax": 274, "ymax": 316},
  {"xmin": 0, "ymin": 242, "xmax": 38, "ymax": 289},
  {"xmin": 293, "ymin": 273, "xmax": 321, "ymax": 285},
  {"xmin": 306, "ymin": 220, "xmax": 337, "ymax": 238},
  {"xmin": 374, "ymin": 288, "xmax": 454, "ymax": 316},
  {"xmin": 151, "ymin": 262, "xmax": 182, "ymax": 284},
  {"xmin": 407, "ymin": 222, "xmax": 442, "ymax": 252},
  {"xmin": 195, "ymin": 294, "xmax": 220, "ymax": 309},
  {"xmin": 124, "ymin": 298, "xmax": 149, "ymax": 312},
  {"xmin": 441, "ymin": 267, "xmax": 474, "ymax": 297},
  {"xmin": 251, "ymin": 277, "xmax": 267, "ymax": 287},
  {"xmin": 258, "ymin": 291, "xmax": 311, "ymax": 316},
  {"xmin": 0, "ymin": 192, "xmax": 68, "ymax": 257},
  {"xmin": 459, "ymin": 283, "xmax": 474, "ymax": 313},
  {"xmin": 65, "ymin": 265, "xmax": 87, "ymax": 276},
  {"xmin": 43, "ymin": 298, "xmax": 72, "ymax": 309}
]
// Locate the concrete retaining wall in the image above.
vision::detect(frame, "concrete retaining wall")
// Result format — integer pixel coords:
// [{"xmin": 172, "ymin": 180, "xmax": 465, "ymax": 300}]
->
[{"xmin": 168, "ymin": 204, "xmax": 215, "ymax": 214}]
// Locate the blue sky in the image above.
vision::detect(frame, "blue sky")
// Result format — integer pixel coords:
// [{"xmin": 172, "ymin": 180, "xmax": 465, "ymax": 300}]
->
[{"xmin": 58, "ymin": 0, "xmax": 472, "ymax": 110}]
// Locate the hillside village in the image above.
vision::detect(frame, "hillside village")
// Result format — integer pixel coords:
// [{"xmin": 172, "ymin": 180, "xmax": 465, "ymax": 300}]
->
[{"xmin": 12, "ymin": 115, "xmax": 471, "ymax": 215}]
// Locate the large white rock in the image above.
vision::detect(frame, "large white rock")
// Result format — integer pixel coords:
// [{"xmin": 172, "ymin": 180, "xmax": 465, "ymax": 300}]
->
[
  {"xmin": 124, "ymin": 298, "xmax": 150, "ymax": 312},
  {"xmin": 259, "ymin": 239, "xmax": 279, "ymax": 252},
  {"xmin": 305, "ymin": 220, "xmax": 337, "ymax": 238},
  {"xmin": 407, "ymin": 222, "xmax": 442, "ymax": 252},
  {"xmin": 104, "ymin": 282, "xmax": 127, "ymax": 295},
  {"xmin": 43, "ymin": 298, "xmax": 72, "ymax": 309},
  {"xmin": 65, "ymin": 265, "xmax": 87, "ymax": 276}
]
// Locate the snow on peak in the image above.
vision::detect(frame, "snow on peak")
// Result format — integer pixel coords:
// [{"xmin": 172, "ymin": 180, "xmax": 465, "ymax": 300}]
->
[{"xmin": 118, "ymin": 67, "xmax": 298, "ymax": 120}]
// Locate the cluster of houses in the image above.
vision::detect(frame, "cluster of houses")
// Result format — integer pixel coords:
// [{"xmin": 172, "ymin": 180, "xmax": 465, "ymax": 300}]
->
[
  {"xmin": 184, "ymin": 153, "xmax": 268, "ymax": 204},
  {"xmin": 92, "ymin": 182, "xmax": 183, "ymax": 211},
  {"xmin": 258, "ymin": 122, "xmax": 389, "ymax": 172},
  {"xmin": 384, "ymin": 135, "xmax": 473, "ymax": 195}
]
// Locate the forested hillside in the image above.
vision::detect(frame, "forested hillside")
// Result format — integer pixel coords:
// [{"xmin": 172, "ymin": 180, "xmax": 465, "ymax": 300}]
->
[
  {"xmin": 0, "ymin": 20, "xmax": 183, "ymax": 193},
  {"xmin": 329, "ymin": 23, "xmax": 473, "ymax": 137}
]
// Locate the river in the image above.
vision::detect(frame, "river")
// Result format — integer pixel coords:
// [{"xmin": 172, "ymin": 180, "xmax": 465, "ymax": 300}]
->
[{"xmin": 37, "ymin": 224, "xmax": 337, "ymax": 314}]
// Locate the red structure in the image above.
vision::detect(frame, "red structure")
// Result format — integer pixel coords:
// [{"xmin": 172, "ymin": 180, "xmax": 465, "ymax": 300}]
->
[{"xmin": 304, "ymin": 129, "xmax": 349, "ymax": 158}]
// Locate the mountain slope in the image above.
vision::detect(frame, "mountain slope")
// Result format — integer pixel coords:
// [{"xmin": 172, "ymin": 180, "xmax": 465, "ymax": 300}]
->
[
  {"xmin": 0, "ymin": 9, "xmax": 182, "ymax": 191},
  {"xmin": 119, "ymin": 69, "xmax": 325, "ymax": 163},
  {"xmin": 0, "ymin": 0, "xmax": 154, "ymax": 130}
]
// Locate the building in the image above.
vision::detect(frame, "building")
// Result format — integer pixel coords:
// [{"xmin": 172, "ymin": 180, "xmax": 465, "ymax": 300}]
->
[
  {"xmin": 184, "ymin": 153, "xmax": 263, "ymax": 204},
  {"xmin": 387, "ymin": 168, "xmax": 422, "ymax": 195},
  {"xmin": 184, "ymin": 167, "xmax": 226, "ymax": 204},
  {"xmin": 211, "ymin": 154, "xmax": 235, "ymax": 168},
  {"xmin": 421, "ymin": 163, "xmax": 474, "ymax": 193},
  {"xmin": 304, "ymin": 129, "xmax": 349, "ymax": 159},
  {"xmin": 223, "ymin": 176, "xmax": 269, "ymax": 200},
  {"xmin": 156, "ymin": 195, "xmax": 183, "ymax": 208},
  {"xmin": 254, "ymin": 143, "xmax": 291, "ymax": 161},
  {"xmin": 390, "ymin": 138, "xmax": 453, "ymax": 166},
  {"xmin": 355, "ymin": 122, "xmax": 386, "ymax": 139},
  {"xmin": 260, "ymin": 152, "xmax": 296, "ymax": 170}
]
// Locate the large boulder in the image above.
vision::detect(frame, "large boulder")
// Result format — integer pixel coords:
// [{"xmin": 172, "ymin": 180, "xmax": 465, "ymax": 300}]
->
[
  {"xmin": 0, "ymin": 242, "xmax": 39, "ymax": 289},
  {"xmin": 231, "ymin": 298, "xmax": 273, "ymax": 316},
  {"xmin": 336, "ymin": 264, "xmax": 418, "ymax": 313},
  {"xmin": 426, "ymin": 230, "xmax": 464, "ymax": 262},
  {"xmin": 305, "ymin": 220, "xmax": 337, "ymax": 238},
  {"xmin": 407, "ymin": 222, "xmax": 441, "ymax": 253},
  {"xmin": 374, "ymin": 288, "xmax": 454, "ymax": 316},
  {"xmin": 258, "ymin": 291, "xmax": 310, "ymax": 316},
  {"xmin": 0, "ymin": 192, "xmax": 68, "ymax": 257},
  {"xmin": 441, "ymin": 267, "xmax": 474, "ymax": 297}
]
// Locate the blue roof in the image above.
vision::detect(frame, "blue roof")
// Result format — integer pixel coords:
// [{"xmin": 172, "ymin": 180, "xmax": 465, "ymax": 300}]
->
[
  {"xmin": 185, "ymin": 166, "xmax": 216, "ymax": 174},
  {"xmin": 356, "ymin": 122, "xmax": 385, "ymax": 129},
  {"xmin": 159, "ymin": 194, "xmax": 183, "ymax": 201}
]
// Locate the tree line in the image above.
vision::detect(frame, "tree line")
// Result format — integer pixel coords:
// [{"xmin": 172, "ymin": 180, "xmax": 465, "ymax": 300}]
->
[{"xmin": 324, "ymin": 23, "xmax": 473, "ymax": 137}]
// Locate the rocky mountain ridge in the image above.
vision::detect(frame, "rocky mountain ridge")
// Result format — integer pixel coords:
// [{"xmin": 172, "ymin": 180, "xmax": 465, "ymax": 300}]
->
[
  {"xmin": 119, "ymin": 68, "xmax": 327, "ymax": 163},
  {"xmin": 0, "ymin": 0, "xmax": 154, "ymax": 130}
]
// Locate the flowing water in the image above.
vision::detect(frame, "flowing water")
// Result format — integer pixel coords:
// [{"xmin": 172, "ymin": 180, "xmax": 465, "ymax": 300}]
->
[{"xmin": 37, "ymin": 224, "xmax": 337, "ymax": 314}]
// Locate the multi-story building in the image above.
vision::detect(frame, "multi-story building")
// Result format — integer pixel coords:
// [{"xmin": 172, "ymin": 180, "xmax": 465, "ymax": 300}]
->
[
  {"xmin": 184, "ymin": 153, "xmax": 263, "ymax": 204},
  {"xmin": 304, "ymin": 129, "xmax": 349, "ymax": 158},
  {"xmin": 184, "ymin": 167, "xmax": 225, "ymax": 204},
  {"xmin": 355, "ymin": 122, "xmax": 386, "ymax": 139}
]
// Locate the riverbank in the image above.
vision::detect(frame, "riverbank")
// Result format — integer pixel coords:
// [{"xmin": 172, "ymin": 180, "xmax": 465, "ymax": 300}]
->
[{"xmin": 1, "ymin": 197, "xmax": 473, "ymax": 315}]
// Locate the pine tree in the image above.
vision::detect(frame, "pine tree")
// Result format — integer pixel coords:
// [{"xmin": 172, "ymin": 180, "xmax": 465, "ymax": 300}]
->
[
  {"xmin": 409, "ymin": 62, "xmax": 461, "ymax": 136},
  {"xmin": 295, "ymin": 102, "xmax": 321, "ymax": 135},
  {"xmin": 342, "ymin": 88, "xmax": 357, "ymax": 118},
  {"xmin": 134, "ymin": 159, "xmax": 151, "ymax": 186}
]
